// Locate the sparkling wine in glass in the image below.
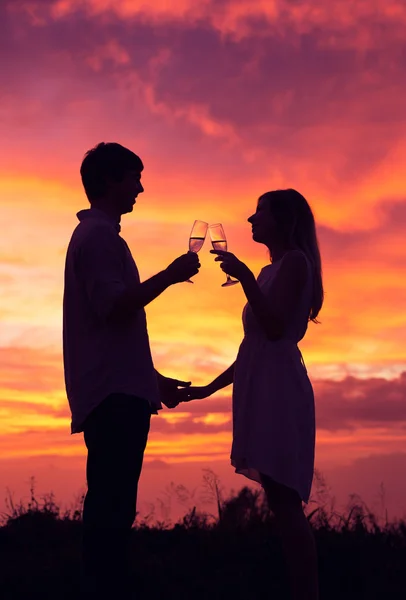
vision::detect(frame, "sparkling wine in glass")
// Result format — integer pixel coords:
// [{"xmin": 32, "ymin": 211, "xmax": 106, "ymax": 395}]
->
[
  {"xmin": 209, "ymin": 223, "xmax": 239, "ymax": 287},
  {"xmin": 186, "ymin": 220, "xmax": 208, "ymax": 283}
]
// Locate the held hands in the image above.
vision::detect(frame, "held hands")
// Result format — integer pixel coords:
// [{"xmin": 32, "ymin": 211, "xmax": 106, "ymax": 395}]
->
[
  {"xmin": 158, "ymin": 375, "xmax": 211, "ymax": 409},
  {"xmin": 157, "ymin": 374, "xmax": 192, "ymax": 409},
  {"xmin": 210, "ymin": 250, "xmax": 250, "ymax": 282},
  {"xmin": 166, "ymin": 252, "xmax": 200, "ymax": 284}
]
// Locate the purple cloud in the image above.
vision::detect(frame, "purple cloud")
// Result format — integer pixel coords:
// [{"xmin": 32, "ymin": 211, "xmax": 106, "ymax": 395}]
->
[{"xmin": 1, "ymin": 0, "xmax": 406, "ymax": 190}]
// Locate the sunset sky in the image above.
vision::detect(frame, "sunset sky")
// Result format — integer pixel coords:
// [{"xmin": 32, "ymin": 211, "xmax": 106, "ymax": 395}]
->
[{"xmin": 1, "ymin": 0, "xmax": 406, "ymax": 522}]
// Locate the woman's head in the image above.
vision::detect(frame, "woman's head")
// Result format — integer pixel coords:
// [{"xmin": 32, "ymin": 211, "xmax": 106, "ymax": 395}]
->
[
  {"xmin": 248, "ymin": 189, "xmax": 312, "ymax": 249},
  {"xmin": 248, "ymin": 188, "xmax": 324, "ymax": 322}
]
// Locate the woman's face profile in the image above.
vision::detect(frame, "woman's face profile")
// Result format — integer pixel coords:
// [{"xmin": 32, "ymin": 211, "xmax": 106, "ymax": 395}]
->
[{"xmin": 248, "ymin": 197, "xmax": 276, "ymax": 246}]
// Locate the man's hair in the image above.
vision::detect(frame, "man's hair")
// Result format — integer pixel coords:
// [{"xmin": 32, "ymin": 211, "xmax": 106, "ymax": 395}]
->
[{"xmin": 80, "ymin": 142, "xmax": 144, "ymax": 202}]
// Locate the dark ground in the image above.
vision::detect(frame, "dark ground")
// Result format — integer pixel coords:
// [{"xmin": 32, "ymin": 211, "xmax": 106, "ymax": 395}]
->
[{"xmin": 1, "ymin": 485, "xmax": 405, "ymax": 600}]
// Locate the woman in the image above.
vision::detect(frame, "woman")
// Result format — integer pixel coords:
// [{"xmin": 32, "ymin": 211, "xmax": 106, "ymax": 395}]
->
[{"xmin": 179, "ymin": 189, "xmax": 323, "ymax": 600}]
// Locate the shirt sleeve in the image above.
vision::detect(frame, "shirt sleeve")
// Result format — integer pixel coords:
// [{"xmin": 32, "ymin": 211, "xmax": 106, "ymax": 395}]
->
[{"xmin": 76, "ymin": 225, "xmax": 127, "ymax": 321}]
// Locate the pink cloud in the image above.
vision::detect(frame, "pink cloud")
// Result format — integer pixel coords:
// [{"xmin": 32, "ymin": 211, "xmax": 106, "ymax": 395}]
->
[
  {"xmin": 11, "ymin": 1, "xmax": 406, "ymax": 45},
  {"xmin": 315, "ymin": 372, "xmax": 406, "ymax": 431},
  {"xmin": 2, "ymin": 0, "xmax": 406, "ymax": 205}
]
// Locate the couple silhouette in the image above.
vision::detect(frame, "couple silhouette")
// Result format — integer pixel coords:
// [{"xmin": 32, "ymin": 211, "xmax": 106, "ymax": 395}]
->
[{"xmin": 63, "ymin": 142, "xmax": 323, "ymax": 600}]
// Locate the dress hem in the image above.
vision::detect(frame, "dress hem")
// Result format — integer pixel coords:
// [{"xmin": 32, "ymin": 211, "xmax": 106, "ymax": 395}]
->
[{"xmin": 231, "ymin": 459, "xmax": 310, "ymax": 504}]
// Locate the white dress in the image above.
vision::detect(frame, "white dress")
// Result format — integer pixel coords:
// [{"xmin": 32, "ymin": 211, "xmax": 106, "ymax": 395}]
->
[{"xmin": 231, "ymin": 252, "xmax": 315, "ymax": 503}]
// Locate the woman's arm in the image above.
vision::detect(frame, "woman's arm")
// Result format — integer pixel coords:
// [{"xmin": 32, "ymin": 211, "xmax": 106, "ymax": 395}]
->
[
  {"xmin": 206, "ymin": 362, "xmax": 235, "ymax": 396},
  {"xmin": 239, "ymin": 251, "xmax": 308, "ymax": 340},
  {"xmin": 178, "ymin": 362, "xmax": 235, "ymax": 402},
  {"xmin": 211, "ymin": 248, "xmax": 308, "ymax": 341}
]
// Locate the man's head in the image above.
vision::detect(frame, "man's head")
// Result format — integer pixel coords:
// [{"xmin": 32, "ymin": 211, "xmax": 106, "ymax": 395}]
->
[{"xmin": 80, "ymin": 142, "xmax": 144, "ymax": 216}]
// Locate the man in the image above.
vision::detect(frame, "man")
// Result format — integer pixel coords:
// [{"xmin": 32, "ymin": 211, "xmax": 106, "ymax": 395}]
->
[{"xmin": 62, "ymin": 142, "xmax": 200, "ymax": 596}]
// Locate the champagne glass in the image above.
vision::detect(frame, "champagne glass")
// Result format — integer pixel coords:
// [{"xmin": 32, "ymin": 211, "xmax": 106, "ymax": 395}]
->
[
  {"xmin": 186, "ymin": 220, "xmax": 208, "ymax": 283},
  {"xmin": 209, "ymin": 223, "xmax": 239, "ymax": 287}
]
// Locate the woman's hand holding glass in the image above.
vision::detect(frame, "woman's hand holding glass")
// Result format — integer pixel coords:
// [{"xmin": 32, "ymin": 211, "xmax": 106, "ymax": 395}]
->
[
  {"xmin": 208, "ymin": 223, "xmax": 239, "ymax": 287},
  {"xmin": 210, "ymin": 249, "xmax": 250, "ymax": 283}
]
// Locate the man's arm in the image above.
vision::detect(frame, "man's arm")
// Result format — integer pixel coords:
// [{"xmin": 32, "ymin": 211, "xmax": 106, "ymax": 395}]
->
[
  {"xmin": 115, "ymin": 254, "xmax": 199, "ymax": 320},
  {"xmin": 113, "ymin": 270, "xmax": 172, "ymax": 316},
  {"xmin": 77, "ymin": 226, "xmax": 200, "ymax": 322}
]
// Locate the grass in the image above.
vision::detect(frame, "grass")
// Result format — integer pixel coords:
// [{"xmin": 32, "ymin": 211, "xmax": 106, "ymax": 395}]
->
[{"xmin": 0, "ymin": 471, "xmax": 405, "ymax": 599}]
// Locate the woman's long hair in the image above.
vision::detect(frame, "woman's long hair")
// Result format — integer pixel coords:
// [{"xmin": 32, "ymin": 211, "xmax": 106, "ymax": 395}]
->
[{"xmin": 260, "ymin": 189, "xmax": 324, "ymax": 323}]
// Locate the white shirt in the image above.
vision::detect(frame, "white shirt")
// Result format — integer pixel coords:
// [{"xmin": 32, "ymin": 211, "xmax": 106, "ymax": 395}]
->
[{"xmin": 63, "ymin": 208, "xmax": 162, "ymax": 433}]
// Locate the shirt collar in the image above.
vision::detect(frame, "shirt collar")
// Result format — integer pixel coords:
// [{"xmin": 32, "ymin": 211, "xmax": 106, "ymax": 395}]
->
[{"xmin": 76, "ymin": 208, "xmax": 121, "ymax": 233}]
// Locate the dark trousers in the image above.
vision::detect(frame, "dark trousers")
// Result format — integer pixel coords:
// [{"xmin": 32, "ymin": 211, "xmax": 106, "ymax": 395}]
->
[{"xmin": 81, "ymin": 393, "xmax": 151, "ymax": 597}]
